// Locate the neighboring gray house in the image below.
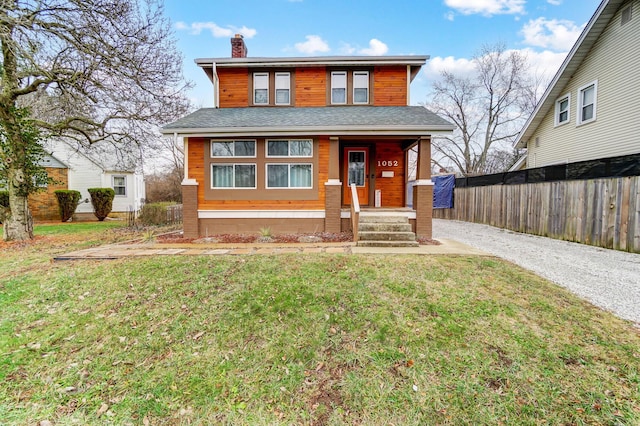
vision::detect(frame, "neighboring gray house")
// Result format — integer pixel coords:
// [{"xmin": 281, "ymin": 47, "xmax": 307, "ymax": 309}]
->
[
  {"xmin": 40, "ymin": 139, "xmax": 145, "ymax": 220},
  {"xmin": 514, "ymin": 0, "xmax": 640, "ymax": 167}
]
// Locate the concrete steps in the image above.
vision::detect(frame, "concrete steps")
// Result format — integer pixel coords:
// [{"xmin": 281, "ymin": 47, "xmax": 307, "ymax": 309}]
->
[{"xmin": 357, "ymin": 214, "xmax": 418, "ymax": 248}]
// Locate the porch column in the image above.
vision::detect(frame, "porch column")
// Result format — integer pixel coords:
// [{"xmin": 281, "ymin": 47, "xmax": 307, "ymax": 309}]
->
[
  {"xmin": 414, "ymin": 136, "xmax": 434, "ymax": 239},
  {"xmin": 182, "ymin": 178, "xmax": 199, "ymax": 238},
  {"xmin": 325, "ymin": 136, "xmax": 342, "ymax": 233}
]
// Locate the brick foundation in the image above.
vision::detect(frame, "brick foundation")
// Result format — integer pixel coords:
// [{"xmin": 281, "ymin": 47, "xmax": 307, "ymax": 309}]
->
[{"xmin": 29, "ymin": 168, "xmax": 69, "ymax": 222}]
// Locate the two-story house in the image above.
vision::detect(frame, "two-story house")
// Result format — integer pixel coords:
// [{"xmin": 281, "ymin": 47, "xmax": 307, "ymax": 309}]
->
[
  {"xmin": 162, "ymin": 35, "xmax": 453, "ymax": 239},
  {"xmin": 514, "ymin": 0, "xmax": 639, "ymax": 169}
]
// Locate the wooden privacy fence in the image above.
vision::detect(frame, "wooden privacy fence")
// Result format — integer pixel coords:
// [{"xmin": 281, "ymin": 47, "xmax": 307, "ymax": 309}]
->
[{"xmin": 433, "ymin": 176, "xmax": 640, "ymax": 253}]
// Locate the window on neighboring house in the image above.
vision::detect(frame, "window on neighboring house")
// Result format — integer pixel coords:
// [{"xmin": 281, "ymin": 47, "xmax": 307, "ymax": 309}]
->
[
  {"xmin": 577, "ymin": 81, "xmax": 597, "ymax": 125},
  {"xmin": 266, "ymin": 164, "xmax": 312, "ymax": 188},
  {"xmin": 266, "ymin": 139, "xmax": 313, "ymax": 157},
  {"xmin": 331, "ymin": 71, "xmax": 347, "ymax": 104},
  {"xmin": 112, "ymin": 176, "xmax": 126, "ymax": 196},
  {"xmin": 622, "ymin": 5, "xmax": 632, "ymax": 25},
  {"xmin": 353, "ymin": 71, "xmax": 369, "ymax": 104},
  {"xmin": 275, "ymin": 72, "xmax": 290, "ymax": 105},
  {"xmin": 253, "ymin": 73, "xmax": 269, "ymax": 105},
  {"xmin": 211, "ymin": 140, "xmax": 256, "ymax": 157},
  {"xmin": 555, "ymin": 94, "xmax": 570, "ymax": 126},
  {"xmin": 211, "ymin": 164, "xmax": 256, "ymax": 188}
]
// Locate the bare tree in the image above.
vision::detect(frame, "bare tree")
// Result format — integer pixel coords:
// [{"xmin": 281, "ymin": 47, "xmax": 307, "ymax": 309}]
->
[
  {"xmin": 427, "ymin": 43, "xmax": 537, "ymax": 176},
  {"xmin": 0, "ymin": 0, "xmax": 191, "ymax": 240}
]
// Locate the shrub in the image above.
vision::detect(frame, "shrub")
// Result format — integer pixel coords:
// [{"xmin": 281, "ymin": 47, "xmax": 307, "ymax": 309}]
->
[
  {"xmin": 138, "ymin": 202, "xmax": 177, "ymax": 225},
  {"xmin": 54, "ymin": 190, "xmax": 81, "ymax": 222},
  {"xmin": 87, "ymin": 187, "xmax": 115, "ymax": 221}
]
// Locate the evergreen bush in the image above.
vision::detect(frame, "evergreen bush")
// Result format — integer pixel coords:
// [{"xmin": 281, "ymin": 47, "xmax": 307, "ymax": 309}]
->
[
  {"xmin": 54, "ymin": 190, "xmax": 81, "ymax": 222},
  {"xmin": 87, "ymin": 187, "xmax": 115, "ymax": 221}
]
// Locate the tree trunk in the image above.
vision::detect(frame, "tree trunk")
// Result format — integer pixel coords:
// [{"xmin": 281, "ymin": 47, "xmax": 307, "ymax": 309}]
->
[{"xmin": 2, "ymin": 193, "xmax": 34, "ymax": 241}]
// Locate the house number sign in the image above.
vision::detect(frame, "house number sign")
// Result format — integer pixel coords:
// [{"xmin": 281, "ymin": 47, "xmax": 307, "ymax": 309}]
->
[{"xmin": 377, "ymin": 160, "xmax": 399, "ymax": 167}]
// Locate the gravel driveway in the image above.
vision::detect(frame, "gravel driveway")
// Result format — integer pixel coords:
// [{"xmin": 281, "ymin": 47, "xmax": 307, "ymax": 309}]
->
[{"xmin": 433, "ymin": 219, "xmax": 640, "ymax": 325}]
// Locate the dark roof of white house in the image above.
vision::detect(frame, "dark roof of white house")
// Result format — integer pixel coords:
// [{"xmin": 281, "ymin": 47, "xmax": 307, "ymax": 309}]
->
[{"xmin": 162, "ymin": 106, "xmax": 454, "ymax": 137}]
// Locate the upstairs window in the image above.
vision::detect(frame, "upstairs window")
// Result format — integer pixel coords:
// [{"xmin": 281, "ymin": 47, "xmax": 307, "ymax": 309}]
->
[
  {"xmin": 253, "ymin": 73, "xmax": 269, "ymax": 105},
  {"xmin": 577, "ymin": 81, "xmax": 597, "ymax": 125},
  {"xmin": 112, "ymin": 176, "xmax": 126, "ymax": 196},
  {"xmin": 353, "ymin": 71, "xmax": 369, "ymax": 104},
  {"xmin": 275, "ymin": 72, "xmax": 290, "ymax": 105},
  {"xmin": 331, "ymin": 71, "xmax": 347, "ymax": 104},
  {"xmin": 554, "ymin": 94, "xmax": 570, "ymax": 126},
  {"xmin": 211, "ymin": 140, "xmax": 256, "ymax": 157}
]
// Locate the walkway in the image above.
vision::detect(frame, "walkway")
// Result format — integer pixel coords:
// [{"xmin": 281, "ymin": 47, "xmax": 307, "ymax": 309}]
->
[{"xmin": 54, "ymin": 238, "xmax": 487, "ymax": 260}]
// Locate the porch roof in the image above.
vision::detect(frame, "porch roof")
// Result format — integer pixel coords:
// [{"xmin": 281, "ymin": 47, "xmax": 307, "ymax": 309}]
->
[{"xmin": 162, "ymin": 106, "xmax": 454, "ymax": 137}]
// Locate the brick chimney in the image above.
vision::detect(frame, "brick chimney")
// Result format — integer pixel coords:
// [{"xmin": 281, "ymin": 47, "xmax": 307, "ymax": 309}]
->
[{"xmin": 231, "ymin": 34, "xmax": 247, "ymax": 58}]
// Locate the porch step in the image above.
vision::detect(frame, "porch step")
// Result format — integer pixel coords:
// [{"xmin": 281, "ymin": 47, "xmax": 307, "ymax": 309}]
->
[
  {"xmin": 356, "ymin": 214, "xmax": 418, "ymax": 248},
  {"xmin": 357, "ymin": 240, "xmax": 419, "ymax": 248},
  {"xmin": 359, "ymin": 222, "xmax": 412, "ymax": 232}
]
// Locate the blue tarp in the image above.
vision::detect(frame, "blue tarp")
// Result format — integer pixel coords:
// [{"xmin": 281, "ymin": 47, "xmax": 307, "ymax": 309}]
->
[{"xmin": 433, "ymin": 175, "xmax": 455, "ymax": 209}]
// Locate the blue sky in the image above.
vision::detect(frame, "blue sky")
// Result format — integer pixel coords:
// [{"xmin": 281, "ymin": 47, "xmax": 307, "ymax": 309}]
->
[{"xmin": 163, "ymin": 0, "xmax": 602, "ymax": 107}]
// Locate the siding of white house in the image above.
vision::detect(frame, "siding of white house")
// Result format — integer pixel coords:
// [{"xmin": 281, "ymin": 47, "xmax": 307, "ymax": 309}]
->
[
  {"xmin": 526, "ymin": 0, "xmax": 640, "ymax": 168},
  {"xmin": 45, "ymin": 140, "xmax": 145, "ymax": 214}
]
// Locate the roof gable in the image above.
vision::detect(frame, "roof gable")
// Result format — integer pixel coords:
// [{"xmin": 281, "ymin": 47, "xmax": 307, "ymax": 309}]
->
[{"xmin": 514, "ymin": 0, "xmax": 627, "ymax": 148}]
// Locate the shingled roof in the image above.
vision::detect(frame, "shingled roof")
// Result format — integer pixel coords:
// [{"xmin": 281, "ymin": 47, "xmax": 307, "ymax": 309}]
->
[{"xmin": 162, "ymin": 106, "xmax": 454, "ymax": 137}]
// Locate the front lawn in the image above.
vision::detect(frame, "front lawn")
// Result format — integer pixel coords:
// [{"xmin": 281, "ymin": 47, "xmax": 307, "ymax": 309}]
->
[{"xmin": 1, "ymin": 226, "xmax": 638, "ymax": 424}]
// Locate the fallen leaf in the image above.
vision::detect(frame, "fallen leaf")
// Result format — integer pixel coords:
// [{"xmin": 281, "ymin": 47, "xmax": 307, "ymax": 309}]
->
[
  {"xmin": 192, "ymin": 331, "xmax": 205, "ymax": 340},
  {"xmin": 143, "ymin": 416, "xmax": 150, "ymax": 426},
  {"xmin": 406, "ymin": 359, "xmax": 414, "ymax": 367},
  {"xmin": 97, "ymin": 403, "xmax": 109, "ymax": 417}
]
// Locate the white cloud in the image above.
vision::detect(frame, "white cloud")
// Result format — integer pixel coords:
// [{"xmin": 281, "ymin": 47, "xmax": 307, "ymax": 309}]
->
[
  {"xmin": 423, "ymin": 48, "xmax": 568, "ymax": 94},
  {"xmin": 338, "ymin": 42, "xmax": 357, "ymax": 55},
  {"xmin": 444, "ymin": 0, "xmax": 525, "ymax": 16},
  {"xmin": 547, "ymin": 0, "xmax": 562, "ymax": 5},
  {"xmin": 294, "ymin": 35, "xmax": 330, "ymax": 54},
  {"xmin": 521, "ymin": 17, "xmax": 584, "ymax": 51},
  {"xmin": 445, "ymin": 11, "xmax": 456, "ymax": 21},
  {"xmin": 174, "ymin": 22, "xmax": 257, "ymax": 39},
  {"xmin": 358, "ymin": 39, "xmax": 388, "ymax": 56}
]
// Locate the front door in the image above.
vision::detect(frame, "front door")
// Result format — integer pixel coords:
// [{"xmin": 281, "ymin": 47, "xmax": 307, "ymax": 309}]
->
[{"xmin": 343, "ymin": 147, "xmax": 369, "ymax": 205}]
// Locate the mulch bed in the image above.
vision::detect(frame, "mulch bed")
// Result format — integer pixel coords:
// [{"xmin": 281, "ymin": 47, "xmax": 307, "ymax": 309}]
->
[{"xmin": 156, "ymin": 232, "xmax": 354, "ymax": 244}]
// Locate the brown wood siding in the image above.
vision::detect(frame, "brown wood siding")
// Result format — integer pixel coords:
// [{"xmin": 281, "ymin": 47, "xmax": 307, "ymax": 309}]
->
[
  {"xmin": 191, "ymin": 136, "xmax": 329, "ymax": 210},
  {"xmin": 295, "ymin": 67, "xmax": 327, "ymax": 106},
  {"xmin": 373, "ymin": 66, "xmax": 407, "ymax": 106},
  {"xmin": 374, "ymin": 142, "xmax": 405, "ymax": 207},
  {"xmin": 218, "ymin": 68, "xmax": 249, "ymax": 107}
]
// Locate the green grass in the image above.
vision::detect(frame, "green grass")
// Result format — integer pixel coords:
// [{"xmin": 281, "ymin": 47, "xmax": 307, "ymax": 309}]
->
[{"xmin": 1, "ymin": 226, "xmax": 639, "ymax": 425}]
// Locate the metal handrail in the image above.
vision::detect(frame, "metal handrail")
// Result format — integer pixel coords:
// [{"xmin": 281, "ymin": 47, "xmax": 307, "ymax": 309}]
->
[{"xmin": 350, "ymin": 183, "xmax": 360, "ymax": 242}]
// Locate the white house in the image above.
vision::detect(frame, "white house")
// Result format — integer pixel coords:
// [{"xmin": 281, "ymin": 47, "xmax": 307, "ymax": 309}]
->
[{"xmin": 41, "ymin": 139, "xmax": 145, "ymax": 220}]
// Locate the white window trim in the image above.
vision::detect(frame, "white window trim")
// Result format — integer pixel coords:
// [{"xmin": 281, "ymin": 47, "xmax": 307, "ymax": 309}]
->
[
  {"xmin": 211, "ymin": 163, "xmax": 257, "ymax": 189},
  {"xmin": 112, "ymin": 175, "xmax": 127, "ymax": 197},
  {"xmin": 265, "ymin": 163, "xmax": 313, "ymax": 189},
  {"xmin": 576, "ymin": 80, "xmax": 597, "ymax": 126},
  {"xmin": 265, "ymin": 139, "xmax": 313, "ymax": 158},
  {"xmin": 353, "ymin": 71, "xmax": 369, "ymax": 104},
  {"xmin": 210, "ymin": 140, "xmax": 257, "ymax": 158},
  {"xmin": 554, "ymin": 93, "xmax": 571, "ymax": 127},
  {"xmin": 253, "ymin": 72, "xmax": 269, "ymax": 105},
  {"xmin": 331, "ymin": 71, "xmax": 347, "ymax": 105},
  {"xmin": 275, "ymin": 72, "xmax": 290, "ymax": 106}
]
